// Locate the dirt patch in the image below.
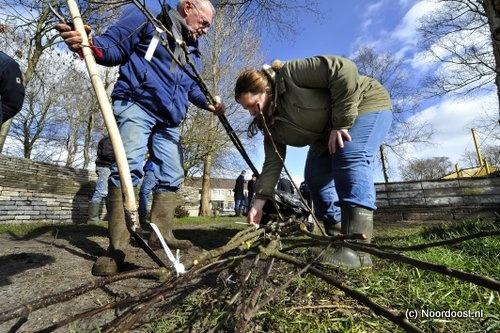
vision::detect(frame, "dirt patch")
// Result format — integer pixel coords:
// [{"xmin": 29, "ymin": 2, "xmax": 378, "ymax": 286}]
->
[{"xmin": 0, "ymin": 223, "xmax": 239, "ymax": 332}]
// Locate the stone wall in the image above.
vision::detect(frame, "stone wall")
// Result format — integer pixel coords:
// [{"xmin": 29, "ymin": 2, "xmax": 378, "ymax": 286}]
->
[
  {"xmin": 0, "ymin": 155, "xmax": 96, "ymax": 224},
  {"xmin": 0, "ymin": 155, "xmax": 498, "ymax": 224},
  {"xmin": 374, "ymin": 177, "xmax": 500, "ymax": 222}
]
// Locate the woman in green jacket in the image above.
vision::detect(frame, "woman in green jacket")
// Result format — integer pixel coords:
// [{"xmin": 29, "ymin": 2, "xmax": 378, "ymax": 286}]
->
[{"xmin": 234, "ymin": 56, "xmax": 392, "ymax": 268}]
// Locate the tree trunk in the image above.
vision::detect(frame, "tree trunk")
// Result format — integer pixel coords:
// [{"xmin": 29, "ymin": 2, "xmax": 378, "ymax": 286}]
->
[
  {"xmin": 0, "ymin": 119, "xmax": 13, "ymax": 153},
  {"xmin": 482, "ymin": 0, "xmax": 500, "ymax": 122},
  {"xmin": 83, "ymin": 113, "xmax": 94, "ymax": 169},
  {"xmin": 379, "ymin": 145, "xmax": 389, "ymax": 183},
  {"xmin": 0, "ymin": 6, "xmax": 52, "ymax": 153},
  {"xmin": 199, "ymin": 152, "xmax": 213, "ymax": 216}
]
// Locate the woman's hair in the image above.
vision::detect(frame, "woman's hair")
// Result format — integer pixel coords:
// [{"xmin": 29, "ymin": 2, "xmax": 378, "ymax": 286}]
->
[{"xmin": 235, "ymin": 60, "xmax": 284, "ymax": 138}]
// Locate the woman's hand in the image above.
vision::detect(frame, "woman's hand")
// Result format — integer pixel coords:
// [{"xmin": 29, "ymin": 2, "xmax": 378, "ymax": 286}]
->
[
  {"xmin": 328, "ymin": 129, "xmax": 351, "ymax": 154},
  {"xmin": 247, "ymin": 198, "xmax": 266, "ymax": 225}
]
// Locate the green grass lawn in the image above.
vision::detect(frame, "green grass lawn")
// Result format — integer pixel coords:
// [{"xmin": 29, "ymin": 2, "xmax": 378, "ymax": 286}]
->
[
  {"xmin": 1, "ymin": 217, "xmax": 498, "ymax": 332},
  {"xmin": 149, "ymin": 218, "xmax": 500, "ymax": 333}
]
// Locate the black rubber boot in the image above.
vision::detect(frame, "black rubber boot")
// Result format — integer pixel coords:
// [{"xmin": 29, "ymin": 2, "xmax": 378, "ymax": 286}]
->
[
  {"xmin": 323, "ymin": 221, "xmax": 341, "ymax": 236},
  {"xmin": 148, "ymin": 192, "xmax": 193, "ymax": 250},
  {"xmin": 92, "ymin": 188, "xmax": 130, "ymax": 276},
  {"xmin": 87, "ymin": 202, "xmax": 101, "ymax": 224},
  {"xmin": 322, "ymin": 205, "xmax": 373, "ymax": 268}
]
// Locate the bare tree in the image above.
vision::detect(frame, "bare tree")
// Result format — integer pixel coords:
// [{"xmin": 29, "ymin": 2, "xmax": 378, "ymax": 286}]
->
[
  {"xmin": 460, "ymin": 144, "xmax": 500, "ymax": 167},
  {"xmin": 217, "ymin": 0, "xmax": 320, "ymax": 36},
  {"xmin": 177, "ymin": 4, "xmax": 263, "ymax": 215},
  {"xmin": 418, "ymin": 0, "xmax": 500, "ymax": 121},
  {"xmin": 399, "ymin": 156, "xmax": 453, "ymax": 181},
  {"xmin": 352, "ymin": 46, "xmax": 435, "ymax": 181},
  {"xmin": 0, "ymin": 0, "xmax": 120, "ymax": 155}
]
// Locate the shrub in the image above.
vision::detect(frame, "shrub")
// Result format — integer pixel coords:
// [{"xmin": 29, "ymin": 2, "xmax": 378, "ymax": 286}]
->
[{"xmin": 174, "ymin": 205, "xmax": 190, "ymax": 218}]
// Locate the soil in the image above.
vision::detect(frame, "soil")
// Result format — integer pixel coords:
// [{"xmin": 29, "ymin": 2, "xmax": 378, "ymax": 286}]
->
[{"xmin": 0, "ymin": 222, "xmax": 240, "ymax": 332}]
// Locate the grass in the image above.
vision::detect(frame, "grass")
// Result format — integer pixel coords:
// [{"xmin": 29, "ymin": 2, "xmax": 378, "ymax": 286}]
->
[
  {"xmin": 1, "ymin": 217, "xmax": 498, "ymax": 332},
  {"xmin": 150, "ymin": 218, "xmax": 500, "ymax": 333}
]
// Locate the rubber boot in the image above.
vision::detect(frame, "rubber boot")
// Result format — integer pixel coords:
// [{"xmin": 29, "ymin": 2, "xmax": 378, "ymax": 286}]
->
[
  {"xmin": 322, "ymin": 205, "xmax": 373, "ymax": 268},
  {"xmin": 92, "ymin": 188, "xmax": 131, "ymax": 276},
  {"xmin": 148, "ymin": 192, "xmax": 193, "ymax": 250},
  {"xmin": 87, "ymin": 202, "xmax": 101, "ymax": 224},
  {"xmin": 323, "ymin": 221, "xmax": 341, "ymax": 236}
]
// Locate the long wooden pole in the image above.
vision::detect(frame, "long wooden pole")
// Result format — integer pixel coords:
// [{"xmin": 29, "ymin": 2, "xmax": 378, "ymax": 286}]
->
[
  {"xmin": 471, "ymin": 128, "xmax": 483, "ymax": 168},
  {"xmin": 66, "ymin": 0, "xmax": 138, "ymax": 230}
]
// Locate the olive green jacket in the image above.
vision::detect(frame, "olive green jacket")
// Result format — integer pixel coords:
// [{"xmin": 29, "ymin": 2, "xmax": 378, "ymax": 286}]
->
[{"xmin": 254, "ymin": 56, "xmax": 392, "ymax": 199}]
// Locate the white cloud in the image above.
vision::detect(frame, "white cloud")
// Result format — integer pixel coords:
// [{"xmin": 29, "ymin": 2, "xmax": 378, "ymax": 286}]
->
[
  {"xmin": 404, "ymin": 92, "xmax": 499, "ymax": 163},
  {"xmin": 365, "ymin": 1, "xmax": 384, "ymax": 17},
  {"xmin": 392, "ymin": 0, "xmax": 441, "ymax": 46}
]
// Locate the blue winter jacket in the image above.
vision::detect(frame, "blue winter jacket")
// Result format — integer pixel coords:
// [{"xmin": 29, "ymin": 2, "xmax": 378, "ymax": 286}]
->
[{"xmin": 93, "ymin": 3, "xmax": 209, "ymax": 126}]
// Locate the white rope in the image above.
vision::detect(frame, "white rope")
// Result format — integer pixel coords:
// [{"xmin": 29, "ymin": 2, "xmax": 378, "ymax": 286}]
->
[{"xmin": 149, "ymin": 223, "xmax": 186, "ymax": 276}]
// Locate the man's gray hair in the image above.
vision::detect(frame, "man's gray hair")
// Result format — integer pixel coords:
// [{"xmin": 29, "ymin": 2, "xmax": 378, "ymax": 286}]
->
[{"xmin": 177, "ymin": 0, "xmax": 215, "ymax": 15}]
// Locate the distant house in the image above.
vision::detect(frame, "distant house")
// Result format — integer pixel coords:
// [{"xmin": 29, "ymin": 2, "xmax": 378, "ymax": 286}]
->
[{"xmin": 182, "ymin": 177, "xmax": 248, "ymax": 216}]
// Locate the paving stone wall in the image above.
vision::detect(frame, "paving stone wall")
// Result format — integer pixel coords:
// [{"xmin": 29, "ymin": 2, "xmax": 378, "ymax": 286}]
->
[{"xmin": 1, "ymin": 155, "xmax": 498, "ymax": 224}]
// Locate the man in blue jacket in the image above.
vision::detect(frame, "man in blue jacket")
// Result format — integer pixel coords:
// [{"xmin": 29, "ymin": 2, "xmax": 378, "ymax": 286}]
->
[{"xmin": 56, "ymin": 0, "xmax": 223, "ymax": 276}]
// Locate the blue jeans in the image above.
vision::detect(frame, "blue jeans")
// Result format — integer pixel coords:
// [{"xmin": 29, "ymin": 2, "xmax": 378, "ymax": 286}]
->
[
  {"xmin": 304, "ymin": 110, "xmax": 392, "ymax": 222},
  {"xmin": 234, "ymin": 196, "xmax": 245, "ymax": 213},
  {"xmin": 109, "ymin": 100, "xmax": 184, "ymax": 192},
  {"xmin": 139, "ymin": 170, "xmax": 157, "ymax": 220},
  {"xmin": 90, "ymin": 166, "xmax": 111, "ymax": 203}
]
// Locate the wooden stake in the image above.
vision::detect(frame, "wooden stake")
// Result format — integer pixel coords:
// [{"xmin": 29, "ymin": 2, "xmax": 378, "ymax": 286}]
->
[{"xmin": 66, "ymin": 0, "xmax": 138, "ymax": 230}]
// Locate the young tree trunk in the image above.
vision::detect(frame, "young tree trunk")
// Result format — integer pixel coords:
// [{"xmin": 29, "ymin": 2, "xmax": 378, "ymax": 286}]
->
[
  {"xmin": 199, "ymin": 151, "xmax": 213, "ymax": 216},
  {"xmin": 379, "ymin": 145, "xmax": 389, "ymax": 183},
  {"xmin": 482, "ymin": 0, "xmax": 500, "ymax": 121},
  {"xmin": 0, "ymin": 119, "xmax": 13, "ymax": 153},
  {"xmin": 83, "ymin": 113, "xmax": 94, "ymax": 169}
]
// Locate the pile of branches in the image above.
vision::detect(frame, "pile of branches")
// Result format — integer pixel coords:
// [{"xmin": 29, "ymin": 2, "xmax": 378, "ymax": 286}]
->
[{"xmin": 0, "ymin": 217, "xmax": 499, "ymax": 333}]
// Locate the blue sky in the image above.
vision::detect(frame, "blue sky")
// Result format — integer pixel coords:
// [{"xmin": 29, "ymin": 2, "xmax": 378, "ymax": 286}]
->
[{"xmin": 242, "ymin": 0, "xmax": 499, "ymax": 183}]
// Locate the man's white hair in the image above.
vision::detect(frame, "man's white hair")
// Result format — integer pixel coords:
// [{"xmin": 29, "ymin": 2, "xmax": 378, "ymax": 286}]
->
[{"xmin": 177, "ymin": 0, "xmax": 215, "ymax": 15}]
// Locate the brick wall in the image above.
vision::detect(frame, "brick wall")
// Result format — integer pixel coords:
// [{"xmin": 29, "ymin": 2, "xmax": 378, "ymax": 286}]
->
[{"xmin": 1, "ymin": 155, "xmax": 499, "ymax": 224}]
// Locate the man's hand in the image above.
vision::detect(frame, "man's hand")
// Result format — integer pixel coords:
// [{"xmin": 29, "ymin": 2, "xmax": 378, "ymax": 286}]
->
[
  {"xmin": 55, "ymin": 23, "xmax": 92, "ymax": 52},
  {"xmin": 328, "ymin": 129, "xmax": 352, "ymax": 154},
  {"xmin": 207, "ymin": 95, "xmax": 225, "ymax": 116},
  {"xmin": 247, "ymin": 198, "xmax": 266, "ymax": 225}
]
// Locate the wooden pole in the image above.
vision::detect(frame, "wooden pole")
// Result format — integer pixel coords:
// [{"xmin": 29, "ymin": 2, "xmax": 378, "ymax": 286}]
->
[
  {"xmin": 471, "ymin": 128, "xmax": 484, "ymax": 168},
  {"xmin": 483, "ymin": 158, "xmax": 490, "ymax": 175},
  {"xmin": 66, "ymin": 0, "xmax": 138, "ymax": 230}
]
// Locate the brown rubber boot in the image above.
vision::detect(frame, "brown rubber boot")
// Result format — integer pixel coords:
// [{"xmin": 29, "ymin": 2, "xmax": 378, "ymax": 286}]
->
[
  {"xmin": 148, "ymin": 192, "xmax": 193, "ymax": 250},
  {"xmin": 92, "ymin": 187, "xmax": 131, "ymax": 276},
  {"xmin": 322, "ymin": 205, "xmax": 373, "ymax": 268}
]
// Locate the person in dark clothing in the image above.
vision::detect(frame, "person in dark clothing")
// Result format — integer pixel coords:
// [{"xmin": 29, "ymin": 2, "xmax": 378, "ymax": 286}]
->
[
  {"xmin": 88, "ymin": 136, "xmax": 115, "ymax": 223},
  {"xmin": 139, "ymin": 159, "xmax": 157, "ymax": 227},
  {"xmin": 299, "ymin": 181, "xmax": 311, "ymax": 207},
  {"xmin": 277, "ymin": 177, "xmax": 294, "ymax": 195},
  {"xmin": 247, "ymin": 174, "xmax": 257, "ymax": 205},
  {"xmin": 0, "ymin": 51, "xmax": 25, "ymax": 124},
  {"xmin": 234, "ymin": 170, "xmax": 246, "ymax": 216}
]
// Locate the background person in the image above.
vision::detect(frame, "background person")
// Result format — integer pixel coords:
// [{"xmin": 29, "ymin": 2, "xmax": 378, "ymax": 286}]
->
[
  {"xmin": 138, "ymin": 158, "xmax": 156, "ymax": 228},
  {"xmin": 233, "ymin": 170, "xmax": 246, "ymax": 216},
  {"xmin": 88, "ymin": 136, "xmax": 114, "ymax": 223}
]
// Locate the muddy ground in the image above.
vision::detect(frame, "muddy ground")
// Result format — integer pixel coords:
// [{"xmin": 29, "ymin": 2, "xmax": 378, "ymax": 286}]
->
[{"xmin": 0, "ymin": 222, "xmax": 244, "ymax": 332}]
